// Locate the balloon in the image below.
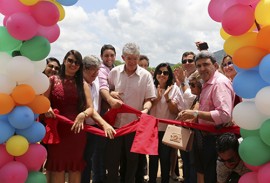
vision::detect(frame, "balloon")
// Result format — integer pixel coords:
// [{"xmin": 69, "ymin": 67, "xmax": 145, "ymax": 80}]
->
[
  {"xmin": 260, "ymin": 119, "xmax": 270, "ymax": 146},
  {"xmin": 20, "ymin": 73, "xmax": 49, "ymax": 95},
  {"xmin": 0, "ymin": 75, "xmax": 17, "ymax": 94},
  {"xmin": 239, "ymin": 136, "xmax": 270, "ymax": 166},
  {"xmin": 32, "ymin": 59, "xmax": 47, "ymax": 73},
  {"xmin": 257, "ymin": 25, "xmax": 270, "ymax": 50},
  {"xmin": 5, "ymin": 56, "xmax": 35, "ymax": 82},
  {"xmin": 6, "ymin": 135, "xmax": 29, "ymax": 156},
  {"xmin": 223, "ymin": 32, "xmax": 257, "ymax": 56},
  {"xmin": 0, "ymin": 114, "xmax": 8, "ymax": 121},
  {"xmin": 0, "ymin": 145, "xmax": 13, "ymax": 169},
  {"xmin": 233, "ymin": 46, "xmax": 268, "ymax": 69},
  {"xmin": 27, "ymin": 95, "xmax": 50, "ymax": 114},
  {"xmin": 11, "ymin": 84, "xmax": 36, "ymax": 105},
  {"xmin": 0, "ymin": 94, "xmax": 15, "ymax": 115},
  {"xmin": 255, "ymin": 0, "xmax": 270, "ymax": 26},
  {"xmin": 240, "ymin": 128, "xmax": 259, "ymax": 138},
  {"xmin": 244, "ymin": 162, "xmax": 262, "ymax": 172},
  {"xmin": 233, "ymin": 70, "xmax": 269, "ymax": 99},
  {"xmin": 220, "ymin": 27, "xmax": 231, "ymax": 40},
  {"xmin": 208, "ymin": 0, "xmax": 226, "ymax": 22},
  {"xmin": 16, "ymin": 144, "xmax": 47, "ymax": 171},
  {"xmin": 222, "ymin": 5, "xmax": 254, "ymax": 36},
  {"xmin": 0, "ymin": 161, "xmax": 28, "ymax": 183},
  {"xmin": 16, "ymin": 122, "xmax": 46, "ymax": 143},
  {"xmin": 25, "ymin": 171, "xmax": 47, "ymax": 183},
  {"xmin": 259, "ymin": 54, "xmax": 270, "ymax": 84},
  {"xmin": 255, "ymin": 86, "xmax": 270, "ymax": 115},
  {"xmin": 6, "ymin": 12, "xmax": 38, "ymax": 41},
  {"xmin": 232, "ymin": 101, "xmax": 268, "ymax": 130},
  {"xmin": 257, "ymin": 162, "xmax": 270, "ymax": 183},
  {"xmin": 0, "ymin": 0, "xmax": 29, "ymax": 16},
  {"xmin": 37, "ymin": 24, "xmax": 60, "ymax": 43},
  {"xmin": 56, "ymin": 0, "xmax": 78, "ymax": 6},
  {"xmin": 50, "ymin": 1, "xmax": 65, "ymax": 21},
  {"xmin": 19, "ymin": 0, "xmax": 39, "ymax": 6},
  {"xmin": 0, "ymin": 26, "xmax": 22, "ymax": 52},
  {"xmin": 0, "ymin": 52, "xmax": 12, "ymax": 75},
  {"xmin": 238, "ymin": 172, "xmax": 258, "ymax": 183},
  {"xmin": 0, "ymin": 121, "xmax": 15, "ymax": 144},
  {"xmin": 31, "ymin": 1, "xmax": 60, "ymax": 26},
  {"xmin": 8, "ymin": 106, "xmax": 35, "ymax": 130},
  {"xmin": 20, "ymin": 36, "xmax": 51, "ymax": 61}
]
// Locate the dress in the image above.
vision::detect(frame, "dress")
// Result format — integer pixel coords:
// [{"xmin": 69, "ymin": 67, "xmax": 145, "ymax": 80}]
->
[{"xmin": 45, "ymin": 75, "xmax": 87, "ymax": 171}]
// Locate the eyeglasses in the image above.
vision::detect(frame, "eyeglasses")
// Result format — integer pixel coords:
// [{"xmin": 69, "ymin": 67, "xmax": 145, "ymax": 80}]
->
[
  {"xmin": 67, "ymin": 58, "xmax": 80, "ymax": 66},
  {"xmin": 188, "ymin": 82, "xmax": 197, "ymax": 88},
  {"xmin": 218, "ymin": 157, "xmax": 236, "ymax": 163},
  {"xmin": 182, "ymin": 59, "xmax": 194, "ymax": 64},
  {"xmin": 222, "ymin": 61, "xmax": 233, "ymax": 68},
  {"xmin": 156, "ymin": 70, "xmax": 170, "ymax": 76},
  {"xmin": 47, "ymin": 64, "xmax": 60, "ymax": 71}
]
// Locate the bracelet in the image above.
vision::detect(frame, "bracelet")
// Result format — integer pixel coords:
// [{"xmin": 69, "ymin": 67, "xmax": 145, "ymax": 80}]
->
[
  {"xmin": 166, "ymin": 99, "xmax": 171, "ymax": 103},
  {"xmin": 82, "ymin": 111, "xmax": 89, "ymax": 118},
  {"xmin": 181, "ymin": 82, "xmax": 186, "ymax": 87}
]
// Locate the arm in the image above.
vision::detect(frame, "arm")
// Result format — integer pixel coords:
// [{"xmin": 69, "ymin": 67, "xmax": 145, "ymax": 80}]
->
[
  {"xmin": 43, "ymin": 76, "xmax": 56, "ymax": 118},
  {"xmin": 141, "ymin": 98, "xmax": 152, "ymax": 114},
  {"xmin": 164, "ymin": 85, "xmax": 179, "ymax": 115},
  {"xmin": 100, "ymin": 89, "xmax": 123, "ymax": 109}
]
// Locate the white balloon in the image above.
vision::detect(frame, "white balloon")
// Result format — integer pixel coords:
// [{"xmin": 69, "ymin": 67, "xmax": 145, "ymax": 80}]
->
[
  {"xmin": 0, "ymin": 52, "xmax": 12, "ymax": 75},
  {"xmin": 0, "ymin": 74, "xmax": 16, "ymax": 94},
  {"xmin": 6, "ymin": 56, "xmax": 35, "ymax": 82},
  {"xmin": 255, "ymin": 86, "xmax": 270, "ymax": 115},
  {"xmin": 233, "ymin": 101, "xmax": 269, "ymax": 130},
  {"xmin": 32, "ymin": 59, "xmax": 47, "ymax": 73},
  {"xmin": 19, "ymin": 72, "xmax": 49, "ymax": 94}
]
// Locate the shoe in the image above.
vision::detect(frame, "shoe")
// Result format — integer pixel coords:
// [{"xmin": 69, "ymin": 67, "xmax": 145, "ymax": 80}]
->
[
  {"xmin": 144, "ymin": 175, "xmax": 149, "ymax": 182},
  {"xmin": 170, "ymin": 174, "xmax": 179, "ymax": 181}
]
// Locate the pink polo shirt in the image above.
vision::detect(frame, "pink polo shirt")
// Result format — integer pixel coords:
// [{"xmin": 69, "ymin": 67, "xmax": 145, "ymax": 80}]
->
[
  {"xmin": 98, "ymin": 63, "xmax": 112, "ymax": 91},
  {"xmin": 199, "ymin": 71, "xmax": 235, "ymax": 126}
]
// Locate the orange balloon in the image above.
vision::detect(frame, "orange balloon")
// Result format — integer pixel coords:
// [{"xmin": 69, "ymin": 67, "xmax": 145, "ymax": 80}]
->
[
  {"xmin": 0, "ymin": 93, "xmax": 15, "ymax": 114},
  {"xmin": 27, "ymin": 95, "xmax": 50, "ymax": 114},
  {"xmin": 257, "ymin": 25, "xmax": 270, "ymax": 51},
  {"xmin": 11, "ymin": 84, "xmax": 35, "ymax": 105},
  {"xmin": 233, "ymin": 46, "xmax": 268, "ymax": 69}
]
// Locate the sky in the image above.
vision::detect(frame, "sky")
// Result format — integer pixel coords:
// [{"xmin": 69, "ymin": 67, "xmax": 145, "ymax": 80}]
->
[{"xmin": 0, "ymin": 0, "xmax": 224, "ymax": 67}]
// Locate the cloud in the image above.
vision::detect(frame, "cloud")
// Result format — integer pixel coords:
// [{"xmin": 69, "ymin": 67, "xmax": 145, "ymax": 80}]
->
[{"xmin": 0, "ymin": 0, "xmax": 224, "ymax": 66}]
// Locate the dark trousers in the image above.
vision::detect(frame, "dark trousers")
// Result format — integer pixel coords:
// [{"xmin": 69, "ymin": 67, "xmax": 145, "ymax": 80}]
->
[
  {"xmin": 180, "ymin": 150, "xmax": 197, "ymax": 183},
  {"xmin": 105, "ymin": 132, "xmax": 138, "ymax": 183},
  {"xmin": 149, "ymin": 132, "xmax": 171, "ymax": 183}
]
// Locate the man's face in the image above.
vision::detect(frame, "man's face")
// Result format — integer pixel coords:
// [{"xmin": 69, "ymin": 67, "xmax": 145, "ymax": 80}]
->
[
  {"xmin": 218, "ymin": 149, "xmax": 240, "ymax": 169},
  {"xmin": 101, "ymin": 49, "xmax": 116, "ymax": 69},
  {"xmin": 83, "ymin": 67, "xmax": 99, "ymax": 84},
  {"xmin": 182, "ymin": 54, "xmax": 196, "ymax": 75},
  {"xmin": 196, "ymin": 58, "xmax": 216, "ymax": 82},
  {"xmin": 122, "ymin": 54, "xmax": 139, "ymax": 72}
]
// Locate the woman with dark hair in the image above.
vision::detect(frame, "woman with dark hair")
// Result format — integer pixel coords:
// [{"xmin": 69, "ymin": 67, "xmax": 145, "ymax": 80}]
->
[
  {"xmin": 44, "ymin": 50, "xmax": 115, "ymax": 183},
  {"xmin": 43, "ymin": 57, "xmax": 61, "ymax": 77},
  {"xmin": 149, "ymin": 63, "xmax": 185, "ymax": 183}
]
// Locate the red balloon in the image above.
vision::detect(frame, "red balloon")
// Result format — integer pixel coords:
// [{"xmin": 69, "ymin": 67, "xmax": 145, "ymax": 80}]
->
[
  {"xmin": 0, "ymin": 145, "xmax": 13, "ymax": 169},
  {"xmin": 0, "ymin": 161, "xmax": 28, "ymax": 183}
]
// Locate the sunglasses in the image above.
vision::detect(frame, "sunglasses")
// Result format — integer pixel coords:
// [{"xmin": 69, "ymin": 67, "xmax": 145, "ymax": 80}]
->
[
  {"xmin": 182, "ymin": 59, "xmax": 194, "ymax": 64},
  {"xmin": 47, "ymin": 64, "xmax": 60, "ymax": 71},
  {"xmin": 67, "ymin": 58, "xmax": 80, "ymax": 66},
  {"xmin": 218, "ymin": 157, "xmax": 236, "ymax": 163},
  {"xmin": 222, "ymin": 61, "xmax": 233, "ymax": 68},
  {"xmin": 156, "ymin": 70, "xmax": 170, "ymax": 76}
]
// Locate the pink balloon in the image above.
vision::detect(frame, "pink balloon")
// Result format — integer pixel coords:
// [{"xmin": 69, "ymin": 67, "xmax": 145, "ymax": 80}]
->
[
  {"xmin": 257, "ymin": 162, "xmax": 270, "ymax": 183},
  {"xmin": 0, "ymin": 161, "xmax": 28, "ymax": 183},
  {"xmin": 222, "ymin": 4, "xmax": 254, "ymax": 36},
  {"xmin": 244, "ymin": 162, "xmax": 262, "ymax": 172},
  {"xmin": 6, "ymin": 12, "xmax": 38, "ymax": 41},
  {"xmin": 37, "ymin": 24, "xmax": 60, "ymax": 43},
  {"xmin": 0, "ymin": 0, "xmax": 29, "ymax": 16},
  {"xmin": 16, "ymin": 144, "xmax": 47, "ymax": 171},
  {"xmin": 239, "ymin": 172, "xmax": 259, "ymax": 183},
  {"xmin": 208, "ymin": 0, "xmax": 224, "ymax": 22},
  {"xmin": 0, "ymin": 145, "xmax": 13, "ymax": 169},
  {"xmin": 31, "ymin": 1, "xmax": 60, "ymax": 26}
]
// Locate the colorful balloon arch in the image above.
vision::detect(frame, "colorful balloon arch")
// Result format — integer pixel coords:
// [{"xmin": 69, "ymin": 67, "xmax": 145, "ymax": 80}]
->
[{"xmin": 0, "ymin": 0, "xmax": 77, "ymax": 182}]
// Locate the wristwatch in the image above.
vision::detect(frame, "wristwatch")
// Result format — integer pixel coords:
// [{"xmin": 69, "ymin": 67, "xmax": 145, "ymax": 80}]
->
[{"xmin": 193, "ymin": 110, "xmax": 199, "ymax": 118}]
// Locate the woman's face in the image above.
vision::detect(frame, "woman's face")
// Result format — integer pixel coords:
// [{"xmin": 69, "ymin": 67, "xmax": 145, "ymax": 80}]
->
[
  {"xmin": 222, "ymin": 57, "xmax": 237, "ymax": 79},
  {"xmin": 64, "ymin": 54, "xmax": 80, "ymax": 76},
  {"xmin": 44, "ymin": 61, "xmax": 60, "ymax": 77},
  {"xmin": 188, "ymin": 79, "xmax": 201, "ymax": 96},
  {"xmin": 156, "ymin": 66, "xmax": 169, "ymax": 87}
]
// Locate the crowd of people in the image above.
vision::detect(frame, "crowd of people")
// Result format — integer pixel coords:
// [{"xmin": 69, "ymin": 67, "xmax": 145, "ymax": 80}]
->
[{"xmin": 41, "ymin": 42, "xmax": 249, "ymax": 183}]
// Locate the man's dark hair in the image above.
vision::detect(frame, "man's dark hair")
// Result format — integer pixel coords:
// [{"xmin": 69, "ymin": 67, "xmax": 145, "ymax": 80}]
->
[
  {"xmin": 216, "ymin": 133, "xmax": 239, "ymax": 153},
  {"xmin": 181, "ymin": 51, "xmax": 195, "ymax": 61},
  {"xmin": 195, "ymin": 51, "xmax": 217, "ymax": 64}
]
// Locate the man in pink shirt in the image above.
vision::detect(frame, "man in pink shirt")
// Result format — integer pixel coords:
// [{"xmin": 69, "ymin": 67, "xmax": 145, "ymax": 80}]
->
[{"xmin": 179, "ymin": 51, "xmax": 235, "ymax": 183}]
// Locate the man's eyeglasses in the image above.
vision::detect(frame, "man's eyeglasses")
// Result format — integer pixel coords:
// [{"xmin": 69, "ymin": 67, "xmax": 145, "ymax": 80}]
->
[
  {"xmin": 182, "ymin": 59, "xmax": 194, "ymax": 64},
  {"xmin": 47, "ymin": 64, "xmax": 60, "ymax": 71},
  {"xmin": 218, "ymin": 157, "xmax": 236, "ymax": 163},
  {"xmin": 222, "ymin": 61, "xmax": 233, "ymax": 68},
  {"xmin": 156, "ymin": 70, "xmax": 170, "ymax": 76},
  {"xmin": 67, "ymin": 58, "xmax": 80, "ymax": 66}
]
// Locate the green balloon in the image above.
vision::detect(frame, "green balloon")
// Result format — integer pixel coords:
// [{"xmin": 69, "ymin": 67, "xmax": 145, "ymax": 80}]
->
[
  {"xmin": 240, "ymin": 128, "xmax": 259, "ymax": 138},
  {"xmin": 260, "ymin": 119, "xmax": 270, "ymax": 146},
  {"xmin": 0, "ymin": 26, "xmax": 22, "ymax": 52},
  {"xmin": 25, "ymin": 171, "xmax": 47, "ymax": 183},
  {"xmin": 20, "ymin": 36, "xmax": 51, "ymax": 61},
  {"xmin": 239, "ymin": 136, "xmax": 270, "ymax": 166}
]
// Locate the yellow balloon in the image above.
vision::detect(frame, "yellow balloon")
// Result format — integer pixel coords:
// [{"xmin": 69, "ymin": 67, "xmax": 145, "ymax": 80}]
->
[
  {"xmin": 255, "ymin": 0, "xmax": 270, "ymax": 26},
  {"xmin": 50, "ymin": 1, "xmax": 65, "ymax": 21},
  {"xmin": 19, "ymin": 0, "xmax": 39, "ymax": 6},
  {"xmin": 220, "ymin": 27, "xmax": 231, "ymax": 40},
  {"xmin": 223, "ymin": 32, "xmax": 258, "ymax": 56},
  {"xmin": 6, "ymin": 135, "xmax": 29, "ymax": 156}
]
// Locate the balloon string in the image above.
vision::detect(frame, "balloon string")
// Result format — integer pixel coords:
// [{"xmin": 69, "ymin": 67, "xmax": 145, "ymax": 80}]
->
[{"xmin": 255, "ymin": 19, "xmax": 261, "ymax": 31}]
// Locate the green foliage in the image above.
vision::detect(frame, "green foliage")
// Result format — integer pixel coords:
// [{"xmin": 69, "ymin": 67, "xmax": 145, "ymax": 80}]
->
[{"xmin": 114, "ymin": 60, "xmax": 124, "ymax": 66}]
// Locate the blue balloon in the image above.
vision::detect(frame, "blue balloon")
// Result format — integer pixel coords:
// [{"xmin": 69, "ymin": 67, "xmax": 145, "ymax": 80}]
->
[
  {"xmin": 259, "ymin": 54, "xmax": 270, "ymax": 84},
  {"xmin": 34, "ymin": 114, "xmax": 39, "ymax": 120},
  {"xmin": 56, "ymin": 0, "xmax": 78, "ymax": 6},
  {"xmin": 0, "ymin": 114, "xmax": 8, "ymax": 121},
  {"xmin": 0, "ymin": 120, "xmax": 15, "ymax": 144},
  {"xmin": 8, "ymin": 106, "xmax": 35, "ymax": 129},
  {"xmin": 16, "ymin": 122, "xmax": 46, "ymax": 143},
  {"xmin": 233, "ymin": 70, "xmax": 269, "ymax": 99}
]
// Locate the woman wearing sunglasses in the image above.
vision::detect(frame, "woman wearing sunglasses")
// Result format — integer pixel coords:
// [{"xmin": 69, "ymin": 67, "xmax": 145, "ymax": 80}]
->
[{"xmin": 149, "ymin": 63, "xmax": 185, "ymax": 183}]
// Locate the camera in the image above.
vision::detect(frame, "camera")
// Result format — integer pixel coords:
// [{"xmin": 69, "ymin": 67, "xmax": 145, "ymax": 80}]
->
[{"xmin": 198, "ymin": 42, "xmax": 209, "ymax": 51}]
